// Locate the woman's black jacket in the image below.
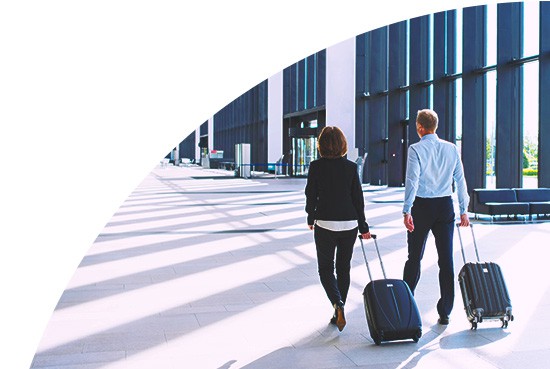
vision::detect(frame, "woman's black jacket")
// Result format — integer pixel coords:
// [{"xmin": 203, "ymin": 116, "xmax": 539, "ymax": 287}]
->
[{"xmin": 305, "ymin": 157, "xmax": 369, "ymax": 234}]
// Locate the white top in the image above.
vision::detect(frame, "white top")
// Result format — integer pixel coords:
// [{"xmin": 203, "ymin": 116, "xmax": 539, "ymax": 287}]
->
[{"xmin": 316, "ymin": 220, "xmax": 358, "ymax": 232}]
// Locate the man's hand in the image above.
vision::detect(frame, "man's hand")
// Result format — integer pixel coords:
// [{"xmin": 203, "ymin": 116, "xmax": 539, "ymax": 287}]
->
[
  {"xmin": 458, "ymin": 213, "xmax": 470, "ymax": 227},
  {"xmin": 404, "ymin": 213, "xmax": 414, "ymax": 232}
]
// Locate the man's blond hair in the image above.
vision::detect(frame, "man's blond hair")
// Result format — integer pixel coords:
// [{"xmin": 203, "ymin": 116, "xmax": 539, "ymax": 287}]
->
[{"xmin": 416, "ymin": 109, "xmax": 438, "ymax": 132}]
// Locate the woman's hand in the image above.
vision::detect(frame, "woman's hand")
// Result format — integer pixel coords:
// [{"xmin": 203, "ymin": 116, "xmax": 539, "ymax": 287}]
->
[
  {"xmin": 308, "ymin": 225, "xmax": 314, "ymax": 230},
  {"xmin": 360, "ymin": 232, "xmax": 371, "ymax": 239}
]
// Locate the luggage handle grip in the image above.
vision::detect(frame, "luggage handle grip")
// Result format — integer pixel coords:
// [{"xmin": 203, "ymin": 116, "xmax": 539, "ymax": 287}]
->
[
  {"xmin": 359, "ymin": 234, "xmax": 377, "ymax": 240},
  {"xmin": 358, "ymin": 234, "xmax": 387, "ymax": 281},
  {"xmin": 456, "ymin": 223, "xmax": 481, "ymax": 264}
]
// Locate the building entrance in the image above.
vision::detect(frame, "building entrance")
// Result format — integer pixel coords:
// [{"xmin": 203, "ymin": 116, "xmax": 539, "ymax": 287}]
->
[
  {"xmin": 291, "ymin": 136, "xmax": 317, "ymax": 176},
  {"xmin": 283, "ymin": 110, "xmax": 325, "ymax": 177}
]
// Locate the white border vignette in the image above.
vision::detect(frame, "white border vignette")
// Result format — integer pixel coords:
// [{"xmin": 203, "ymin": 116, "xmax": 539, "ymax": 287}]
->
[{"xmin": 0, "ymin": 0, "xmax": 508, "ymax": 368}]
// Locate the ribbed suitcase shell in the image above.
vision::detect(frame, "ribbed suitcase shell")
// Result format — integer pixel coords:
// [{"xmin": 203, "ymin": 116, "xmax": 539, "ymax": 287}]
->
[
  {"xmin": 458, "ymin": 262, "xmax": 513, "ymax": 329},
  {"xmin": 359, "ymin": 236, "xmax": 422, "ymax": 345},
  {"xmin": 456, "ymin": 225, "xmax": 514, "ymax": 329}
]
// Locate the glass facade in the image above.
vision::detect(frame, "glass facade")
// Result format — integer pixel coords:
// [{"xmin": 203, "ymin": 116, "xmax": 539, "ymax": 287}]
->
[
  {"xmin": 283, "ymin": 51, "xmax": 326, "ymax": 115},
  {"xmin": 181, "ymin": 1, "xmax": 549, "ymax": 191},
  {"xmin": 213, "ymin": 81, "xmax": 268, "ymax": 171},
  {"xmin": 355, "ymin": 1, "xmax": 549, "ymax": 192},
  {"xmin": 178, "ymin": 130, "xmax": 196, "ymax": 161},
  {"xmin": 282, "ymin": 50, "xmax": 327, "ymax": 176}
]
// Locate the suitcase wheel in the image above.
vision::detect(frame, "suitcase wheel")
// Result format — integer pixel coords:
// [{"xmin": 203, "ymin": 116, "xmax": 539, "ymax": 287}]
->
[
  {"xmin": 371, "ymin": 333, "xmax": 382, "ymax": 346},
  {"xmin": 373, "ymin": 331, "xmax": 383, "ymax": 346},
  {"xmin": 501, "ymin": 314, "xmax": 513, "ymax": 328},
  {"xmin": 412, "ymin": 329, "xmax": 422, "ymax": 343}
]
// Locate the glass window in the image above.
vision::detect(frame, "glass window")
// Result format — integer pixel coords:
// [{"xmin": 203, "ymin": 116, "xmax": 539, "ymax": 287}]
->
[
  {"xmin": 456, "ymin": 9, "xmax": 463, "ymax": 74},
  {"xmin": 406, "ymin": 20, "xmax": 410, "ymax": 87},
  {"xmin": 487, "ymin": 4, "xmax": 497, "ymax": 66},
  {"xmin": 429, "ymin": 14, "xmax": 434, "ymax": 81},
  {"xmin": 313, "ymin": 53, "xmax": 318, "ymax": 106},
  {"xmin": 522, "ymin": 61, "xmax": 539, "ymax": 188},
  {"xmin": 455, "ymin": 78, "xmax": 462, "ymax": 153},
  {"xmin": 304, "ymin": 56, "xmax": 308, "ymax": 110},
  {"xmin": 486, "ymin": 70, "xmax": 497, "ymax": 189},
  {"xmin": 295, "ymin": 65, "xmax": 299, "ymax": 110},
  {"xmin": 523, "ymin": 1, "xmax": 540, "ymax": 57}
]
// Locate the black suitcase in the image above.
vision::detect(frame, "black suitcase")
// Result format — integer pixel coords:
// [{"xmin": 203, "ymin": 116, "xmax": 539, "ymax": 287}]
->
[
  {"xmin": 456, "ymin": 224, "xmax": 514, "ymax": 330},
  {"xmin": 358, "ymin": 235, "xmax": 422, "ymax": 345}
]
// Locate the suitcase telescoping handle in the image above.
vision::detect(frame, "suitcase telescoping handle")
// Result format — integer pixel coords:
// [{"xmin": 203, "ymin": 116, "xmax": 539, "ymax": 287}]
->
[
  {"xmin": 456, "ymin": 223, "xmax": 481, "ymax": 264},
  {"xmin": 358, "ymin": 234, "xmax": 387, "ymax": 282}
]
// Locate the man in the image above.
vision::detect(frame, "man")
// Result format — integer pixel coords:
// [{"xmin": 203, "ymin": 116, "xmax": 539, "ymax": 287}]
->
[{"xmin": 402, "ymin": 109, "xmax": 470, "ymax": 325}]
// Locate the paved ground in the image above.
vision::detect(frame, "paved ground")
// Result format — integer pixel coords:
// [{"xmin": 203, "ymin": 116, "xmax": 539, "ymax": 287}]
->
[{"xmin": 31, "ymin": 164, "xmax": 550, "ymax": 368}]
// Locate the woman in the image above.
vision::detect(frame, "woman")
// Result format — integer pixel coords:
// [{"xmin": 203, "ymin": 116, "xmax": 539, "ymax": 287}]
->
[{"xmin": 305, "ymin": 126, "xmax": 371, "ymax": 332}]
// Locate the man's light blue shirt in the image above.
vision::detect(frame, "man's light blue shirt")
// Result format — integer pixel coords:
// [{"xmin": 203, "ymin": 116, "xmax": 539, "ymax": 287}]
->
[{"xmin": 403, "ymin": 133, "xmax": 470, "ymax": 215}]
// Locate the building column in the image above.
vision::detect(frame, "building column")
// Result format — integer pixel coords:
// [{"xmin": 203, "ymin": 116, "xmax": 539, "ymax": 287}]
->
[
  {"xmin": 408, "ymin": 15, "xmax": 431, "ymax": 146},
  {"xmin": 268, "ymin": 71, "xmax": 283, "ymax": 163},
  {"xmin": 366, "ymin": 27, "xmax": 389, "ymax": 186},
  {"xmin": 388, "ymin": 22, "xmax": 408, "ymax": 187},
  {"xmin": 462, "ymin": 6, "xmax": 487, "ymax": 198},
  {"xmin": 496, "ymin": 2, "xmax": 523, "ymax": 188},
  {"xmin": 208, "ymin": 116, "xmax": 214, "ymax": 154},
  {"xmin": 433, "ymin": 10, "xmax": 457, "ymax": 142},
  {"xmin": 540, "ymin": 2, "xmax": 550, "ymax": 187},
  {"xmin": 194, "ymin": 127, "xmax": 201, "ymax": 162},
  {"xmin": 326, "ymin": 37, "xmax": 356, "ymax": 159}
]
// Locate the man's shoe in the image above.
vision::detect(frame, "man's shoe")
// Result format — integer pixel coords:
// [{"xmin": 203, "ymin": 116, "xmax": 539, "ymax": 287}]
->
[
  {"xmin": 335, "ymin": 305, "xmax": 346, "ymax": 332},
  {"xmin": 438, "ymin": 315, "xmax": 450, "ymax": 325}
]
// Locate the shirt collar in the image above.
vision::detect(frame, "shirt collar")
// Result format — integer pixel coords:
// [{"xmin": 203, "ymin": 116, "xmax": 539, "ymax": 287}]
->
[{"xmin": 421, "ymin": 133, "xmax": 439, "ymax": 141}]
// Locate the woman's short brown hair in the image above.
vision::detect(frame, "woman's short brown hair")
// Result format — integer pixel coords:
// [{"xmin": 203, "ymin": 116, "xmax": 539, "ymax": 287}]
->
[{"xmin": 317, "ymin": 126, "xmax": 348, "ymax": 159}]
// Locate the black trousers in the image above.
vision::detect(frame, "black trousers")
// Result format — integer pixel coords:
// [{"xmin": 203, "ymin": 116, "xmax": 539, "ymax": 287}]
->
[
  {"xmin": 403, "ymin": 196, "xmax": 455, "ymax": 317},
  {"xmin": 314, "ymin": 225, "xmax": 358, "ymax": 306}
]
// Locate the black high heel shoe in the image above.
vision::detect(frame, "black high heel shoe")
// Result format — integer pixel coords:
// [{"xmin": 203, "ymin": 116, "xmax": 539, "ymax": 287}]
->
[
  {"xmin": 330, "ymin": 301, "xmax": 346, "ymax": 331},
  {"xmin": 335, "ymin": 305, "xmax": 346, "ymax": 331},
  {"xmin": 330, "ymin": 309, "xmax": 337, "ymax": 325}
]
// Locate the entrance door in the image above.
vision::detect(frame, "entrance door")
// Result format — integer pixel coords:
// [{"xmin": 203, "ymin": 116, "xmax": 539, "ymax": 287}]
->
[{"xmin": 292, "ymin": 136, "xmax": 317, "ymax": 176}]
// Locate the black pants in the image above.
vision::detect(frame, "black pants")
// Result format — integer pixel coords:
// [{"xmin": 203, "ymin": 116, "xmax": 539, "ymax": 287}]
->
[
  {"xmin": 314, "ymin": 225, "xmax": 358, "ymax": 306},
  {"xmin": 403, "ymin": 196, "xmax": 455, "ymax": 317}
]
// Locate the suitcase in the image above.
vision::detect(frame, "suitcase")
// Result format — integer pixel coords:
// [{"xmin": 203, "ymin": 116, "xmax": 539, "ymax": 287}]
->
[
  {"xmin": 456, "ymin": 224, "xmax": 514, "ymax": 330},
  {"xmin": 358, "ymin": 235, "xmax": 422, "ymax": 345}
]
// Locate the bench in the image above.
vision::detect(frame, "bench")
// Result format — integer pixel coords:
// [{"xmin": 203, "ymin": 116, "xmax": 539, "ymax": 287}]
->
[
  {"xmin": 471, "ymin": 188, "xmax": 550, "ymax": 221},
  {"xmin": 515, "ymin": 188, "xmax": 550, "ymax": 219}
]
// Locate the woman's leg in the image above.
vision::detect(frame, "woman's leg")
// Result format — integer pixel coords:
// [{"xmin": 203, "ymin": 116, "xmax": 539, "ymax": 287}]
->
[
  {"xmin": 314, "ymin": 226, "xmax": 341, "ymax": 305},
  {"xmin": 334, "ymin": 228, "xmax": 358, "ymax": 304}
]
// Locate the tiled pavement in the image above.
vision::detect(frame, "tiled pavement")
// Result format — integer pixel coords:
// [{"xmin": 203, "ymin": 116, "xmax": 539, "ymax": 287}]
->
[{"xmin": 31, "ymin": 164, "xmax": 550, "ymax": 368}]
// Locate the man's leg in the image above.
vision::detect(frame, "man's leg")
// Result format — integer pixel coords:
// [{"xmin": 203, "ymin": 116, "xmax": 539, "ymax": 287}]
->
[
  {"xmin": 403, "ymin": 226, "xmax": 430, "ymax": 294},
  {"xmin": 432, "ymin": 198, "xmax": 456, "ymax": 318},
  {"xmin": 403, "ymin": 199, "xmax": 433, "ymax": 294}
]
